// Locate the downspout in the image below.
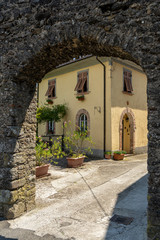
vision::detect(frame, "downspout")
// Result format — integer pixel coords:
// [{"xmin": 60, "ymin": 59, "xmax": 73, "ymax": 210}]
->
[{"xmin": 96, "ymin": 57, "xmax": 106, "ymax": 157}]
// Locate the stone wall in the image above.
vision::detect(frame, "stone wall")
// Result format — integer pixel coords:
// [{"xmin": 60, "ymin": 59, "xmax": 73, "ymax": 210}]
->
[{"xmin": 0, "ymin": 0, "xmax": 160, "ymax": 238}]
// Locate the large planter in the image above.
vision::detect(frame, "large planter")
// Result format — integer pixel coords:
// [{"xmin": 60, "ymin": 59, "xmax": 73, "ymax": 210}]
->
[
  {"xmin": 105, "ymin": 154, "xmax": 111, "ymax": 159},
  {"xmin": 36, "ymin": 164, "xmax": 50, "ymax": 177},
  {"xmin": 113, "ymin": 153, "xmax": 124, "ymax": 160},
  {"xmin": 67, "ymin": 156, "xmax": 85, "ymax": 168}
]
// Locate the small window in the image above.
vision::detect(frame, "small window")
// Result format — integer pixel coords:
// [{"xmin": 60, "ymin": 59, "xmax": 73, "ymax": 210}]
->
[
  {"xmin": 79, "ymin": 114, "xmax": 87, "ymax": 131},
  {"xmin": 47, "ymin": 120, "xmax": 55, "ymax": 134},
  {"xmin": 45, "ymin": 79, "xmax": 56, "ymax": 98},
  {"xmin": 123, "ymin": 69, "xmax": 133, "ymax": 93},
  {"xmin": 74, "ymin": 71, "xmax": 88, "ymax": 93}
]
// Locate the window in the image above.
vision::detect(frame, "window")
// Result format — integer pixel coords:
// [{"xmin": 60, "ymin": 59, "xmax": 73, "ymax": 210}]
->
[
  {"xmin": 74, "ymin": 71, "xmax": 88, "ymax": 93},
  {"xmin": 76, "ymin": 109, "xmax": 90, "ymax": 135},
  {"xmin": 47, "ymin": 120, "xmax": 55, "ymax": 134},
  {"xmin": 45, "ymin": 79, "xmax": 56, "ymax": 98},
  {"xmin": 123, "ymin": 69, "xmax": 133, "ymax": 93},
  {"xmin": 79, "ymin": 114, "xmax": 87, "ymax": 131}
]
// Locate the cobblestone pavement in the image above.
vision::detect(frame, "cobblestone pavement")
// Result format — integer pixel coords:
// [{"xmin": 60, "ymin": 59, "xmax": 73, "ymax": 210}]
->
[{"xmin": 0, "ymin": 154, "xmax": 147, "ymax": 240}]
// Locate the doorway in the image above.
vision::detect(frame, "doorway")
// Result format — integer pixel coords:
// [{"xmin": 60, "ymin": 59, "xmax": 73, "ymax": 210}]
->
[
  {"xmin": 119, "ymin": 108, "xmax": 136, "ymax": 154},
  {"xmin": 122, "ymin": 114, "xmax": 130, "ymax": 153}
]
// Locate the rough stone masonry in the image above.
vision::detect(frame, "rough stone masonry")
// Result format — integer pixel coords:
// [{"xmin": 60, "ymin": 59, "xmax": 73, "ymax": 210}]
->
[{"xmin": 0, "ymin": 0, "xmax": 160, "ymax": 239}]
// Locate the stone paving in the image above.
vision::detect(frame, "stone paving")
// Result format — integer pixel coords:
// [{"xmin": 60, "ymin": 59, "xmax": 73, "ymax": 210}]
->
[{"xmin": 0, "ymin": 154, "xmax": 147, "ymax": 240}]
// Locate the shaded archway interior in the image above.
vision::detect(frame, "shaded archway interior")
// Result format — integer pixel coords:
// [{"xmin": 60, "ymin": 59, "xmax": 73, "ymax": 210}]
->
[
  {"xmin": 15, "ymin": 37, "xmax": 139, "ymax": 84},
  {"xmin": 1, "ymin": 36, "xmax": 144, "ymax": 220}
]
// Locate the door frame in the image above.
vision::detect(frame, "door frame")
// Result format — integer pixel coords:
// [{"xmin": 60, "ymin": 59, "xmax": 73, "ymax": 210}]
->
[{"xmin": 119, "ymin": 108, "xmax": 136, "ymax": 153}]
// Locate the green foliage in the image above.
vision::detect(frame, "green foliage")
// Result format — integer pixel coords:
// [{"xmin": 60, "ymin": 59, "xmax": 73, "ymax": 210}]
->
[
  {"xmin": 104, "ymin": 151, "xmax": 112, "ymax": 155},
  {"xmin": 114, "ymin": 150, "xmax": 126, "ymax": 155},
  {"xmin": 50, "ymin": 137, "xmax": 65, "ymax": 159},
  {"xmin": 46, "ymin": 99, "xmax": 53, "ymax": 103},
  {"xmin": 36, "ymin": 104, "xmax": 67, "ymax": 123},
  {"xmin": 35, "ymin": 137, "xmax": 52, "ymax": 166},
  {"xmin": 76, "ymin": 95, "xmax": 84, "ymax": 99},
  {"xmin": 51, "ymin": 121, "xmax": 94, "ymax": 158}
]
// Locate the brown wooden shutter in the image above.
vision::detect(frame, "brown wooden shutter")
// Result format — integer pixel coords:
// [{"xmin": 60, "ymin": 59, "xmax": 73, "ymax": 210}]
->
[
  {"xmin": 79, "ymin": 72, "xmax": 87, "ymax": 91},
  {"xmin": 74, "ymin": 73, "xmax": 83, "ymax": 91},
  {"xmin": 124, "ymin": 71, "xmax": 133, "ymax": 92},
  {"xmin": 75, "ymin": 72, "xmax": 87, "ymax": 92},
  {"xmin": 128, "ymin": 72, "xmax": 133, "ymax": 91},
  {"xmin": 45, "ymin": 80, "xmax": 55, "ymax": 96}
]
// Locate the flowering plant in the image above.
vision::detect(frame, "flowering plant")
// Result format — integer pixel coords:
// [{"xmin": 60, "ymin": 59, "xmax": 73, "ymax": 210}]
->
[
  {"xmin": 51, "ymin": 121, "xmax": 94, "ymax": 159},
  {"xmin": 35, "ymin": 136, "xmax": 52, "ymax": 166}
]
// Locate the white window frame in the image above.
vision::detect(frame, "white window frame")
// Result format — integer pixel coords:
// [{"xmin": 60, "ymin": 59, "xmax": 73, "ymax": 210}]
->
[{"xmin": 79, "ymin": 114, "xmax": 87, "ymax": 131}]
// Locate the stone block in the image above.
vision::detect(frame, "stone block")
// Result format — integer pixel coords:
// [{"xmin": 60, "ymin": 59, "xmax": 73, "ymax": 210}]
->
[
  {"xmin": 4, "ymin": 202, "xmax": 26, "ymax": 219},
  {"xmin": 26, "ymin": 199, "xmax": 35, "ymax": 212},
  {"xmin": 0, "ymin": 190, "xmax": 11, "ymax": 203},
  {"xmin": 9, "ymin": 178, "xmax": 26, "ymax": 190}
]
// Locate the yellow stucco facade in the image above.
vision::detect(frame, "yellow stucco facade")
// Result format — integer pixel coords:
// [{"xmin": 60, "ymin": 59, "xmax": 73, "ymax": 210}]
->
[{"xmin": 38, "ymin": 56, "xmax": 147, "ymax": 157}]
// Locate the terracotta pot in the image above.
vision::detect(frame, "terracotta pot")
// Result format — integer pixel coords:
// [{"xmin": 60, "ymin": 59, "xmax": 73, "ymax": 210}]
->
[
  {"xmin": 77, "ymin": 97, "xmax": 84, "ymax": 101},
  {"xmin": 105, "ymin": 154, "xmax": 111, "ymax": 159},
  {"xmin": 113, "ymin": 153, "xmax": 124, "ymax": 160},
  {"xmin": 36, "ymin": 164, "xmax": 50, "ymax": 177},
  {"xmin": 67, "ymin": 156, "xmax": 85, "ymax": 168},
  {"xmin": 47, "ymin": 101, "xmax": 53, "ymax": 104}
]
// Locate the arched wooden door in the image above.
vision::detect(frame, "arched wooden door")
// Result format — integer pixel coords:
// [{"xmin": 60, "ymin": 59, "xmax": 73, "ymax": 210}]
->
[{"xmin": 122, "ymin": 114, "xmax": 131, "ymax": 153}]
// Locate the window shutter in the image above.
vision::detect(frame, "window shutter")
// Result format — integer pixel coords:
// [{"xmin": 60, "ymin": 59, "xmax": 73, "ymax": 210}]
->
[
  {"xmin": 124, "ymin": 71, "xmax": 133, "ymax": 92},
  {"xmin": 74, "ymin": 73, "xmax": 83, "ymax": 91},
  {"xmin": 75, "ymin": 72, "xmax": 88, "ymax": 92},
  {"xmin": 79, "ymin": 72, "xmax": 87, "ymax": 91},
  {"xmin": 45, "ymin": 81, "xmax": 55, "ymax": 96}
]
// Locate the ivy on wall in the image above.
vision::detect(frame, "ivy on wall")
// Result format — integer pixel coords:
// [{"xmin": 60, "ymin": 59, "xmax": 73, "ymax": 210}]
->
[{"xmin": 36, "ymin": 104, "xmax": 67, "ymax": 123}]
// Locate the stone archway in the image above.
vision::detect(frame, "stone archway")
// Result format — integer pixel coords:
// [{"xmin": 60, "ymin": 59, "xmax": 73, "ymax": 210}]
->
[
  {"xmin": 119, "ymin": 108, "xmax": 136, "ymax": 154},
  {"xmin": 1, "ymin": 1, "xmax": 160, "ymax": 238}
]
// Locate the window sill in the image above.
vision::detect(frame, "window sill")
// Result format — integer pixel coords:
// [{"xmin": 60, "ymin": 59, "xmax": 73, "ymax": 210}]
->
[
  {"xmin": 48, "ymin": 96, "xmax": 57, "ymax": 99},
  {"xmin": 122, "ymin": 91, "xmax": 134, "ymax": 96},
  {"xmin": 75, "ymin": 91, "xmax": 90, "ymax": 96}
]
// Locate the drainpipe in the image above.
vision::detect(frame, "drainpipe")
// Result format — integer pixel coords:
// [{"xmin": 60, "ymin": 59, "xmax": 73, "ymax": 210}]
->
[{"xmin": 96, "ymin": 57, "xmax": 106, "ymax": 157}]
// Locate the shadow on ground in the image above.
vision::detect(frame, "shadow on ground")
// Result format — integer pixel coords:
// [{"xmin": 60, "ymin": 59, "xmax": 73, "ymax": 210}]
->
[
  {"xmin": 104, "ymin": 174, "xmax": 148, "ymax": 240},
  {"xmin": 50, "ymin": 156, "xmax": 104, "ymax": 169},
  {"xmin": 0, "ymin": 236, "xmax": 18, "ymax": 240}
]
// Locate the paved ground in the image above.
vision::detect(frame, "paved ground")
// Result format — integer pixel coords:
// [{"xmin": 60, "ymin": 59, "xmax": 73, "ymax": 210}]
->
[{"xmin": 0, "ymin": 154, "xmax": 147, "ymax": 240}]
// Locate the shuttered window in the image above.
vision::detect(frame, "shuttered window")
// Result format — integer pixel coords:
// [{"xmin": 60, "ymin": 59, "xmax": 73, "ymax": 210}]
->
[
  {"xmin": 123, "ymin": 70, "xmax": 133, "ymax": 93},
  {"xmin": 74, "ymin": 71, "xmax": 88, "ymax": 93},
  {"xmin": 45, "ymin": 79, "xmax": 56, "ymax": 98}
]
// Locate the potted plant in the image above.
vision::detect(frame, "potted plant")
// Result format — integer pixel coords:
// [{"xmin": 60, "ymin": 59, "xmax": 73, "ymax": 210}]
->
[
  {"xmin": 104, "ymin": 151, "xmax": 112, "ymax": 159},
  {"xmin": 113, "ymin": 151, "xmax": 126, "ymax": 160},
  {"xmin": 76, "ymin": 95, "xmax": 85, "ymax": 101},
  {"xmin": 46, "ymin": 99, "xmax": 53, "ymax": 104},
  {"xmin": 35, "ymin": 136, "xmax": 52, "ymax": 177},
  {"xmin": 51, "ymin": 121, "xmax": 94, "ymax": 168}
]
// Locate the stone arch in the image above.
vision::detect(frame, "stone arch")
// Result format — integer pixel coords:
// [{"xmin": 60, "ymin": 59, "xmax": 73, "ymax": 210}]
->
[
  {"xmin": 75, "ymin": 109, "xmax": 90, "ymax": 132},
  {"xmin": 1, "ymin": 1, "xmax": 160, "ymax": 238},
  {"xmin": 119, "ymin": 108, "xmax": 136, "ymax": 154}
]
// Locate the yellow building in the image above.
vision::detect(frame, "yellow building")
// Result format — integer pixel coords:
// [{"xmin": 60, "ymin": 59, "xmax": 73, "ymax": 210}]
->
[{"xmin": 38, "ymin": 56, "xmax": 147, "ymax": 157}]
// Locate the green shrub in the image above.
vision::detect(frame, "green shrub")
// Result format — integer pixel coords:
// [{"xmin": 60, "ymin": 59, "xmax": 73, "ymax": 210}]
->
[
  {"xmin": 113, "ymin": 150, "xmax": 126, "ymax": 155},
  {"xmin": 36, "ymin": 104, "xmax": 67, "ymax": 123},
  {"xmin": 51, "ymin": 121, "xmax": 94, "ymax": 158},
  {"xmin": 104, "ymin": 151, "xmax": 112, "ymax": 155},
  {"xmin": 35, "ymin": 136, "xmax": 52, "ymax": 166}
]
